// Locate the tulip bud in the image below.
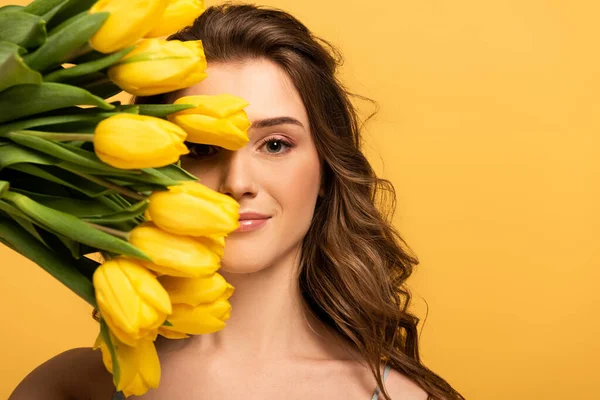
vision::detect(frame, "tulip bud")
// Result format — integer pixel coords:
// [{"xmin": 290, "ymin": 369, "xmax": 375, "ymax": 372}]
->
[
  {"xmin": 145, "ymin": 181, "xmax": 240, "ymax": 236},
  {"xmin": 146, "ymin": 0, "xmax": 205, "ymax": 38},
  {"xmin": 158, "ymin": 273, "xmax": 234, "ymax": 337},
  {"xmin": 93, "ymin": 257, "xmax": 172, "ymax": 346},
  {"xmin": 108, "ymin": 38, "xmax": 207, "ymax": 96},
  {"xmin": 94, "ymin": 331, "xmax": 161, "ymax": 397},
  {"xmin": 129, "ymin": 222, "xmax": 221, "ymax": 278},
  {"xmin": 89, "ymin": 0, "xmax": 170, "ymax": 53},
  {"xmin": 168, "ymin": 94, "xmax": 251, "ymax": 150},
  {"xmin": 159, "ymin": 272, "xmax": 234, "ymax": 306},
  {"xmin": 94, "ymin": 113, "xmax": 189, "ymax": 169},
  {"xmin": 205, "ymin": 234, "xmax": 226, "ymax": 257}
]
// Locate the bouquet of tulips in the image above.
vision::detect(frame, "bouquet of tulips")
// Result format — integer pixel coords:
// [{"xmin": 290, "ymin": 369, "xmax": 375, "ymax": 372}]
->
[{"xmin": 0, "ymin": 0, "xmax": 252, "ymax": 397}]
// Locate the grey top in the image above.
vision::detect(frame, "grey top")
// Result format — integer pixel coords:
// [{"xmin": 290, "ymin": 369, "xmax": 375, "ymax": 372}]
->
[
  {"xmin": 372, "ymin": 364, "xmax": 393, "ymax": 400},
  {"xmin": 112, "ymin": 364, "xmax": 392, "ymax": 400}
]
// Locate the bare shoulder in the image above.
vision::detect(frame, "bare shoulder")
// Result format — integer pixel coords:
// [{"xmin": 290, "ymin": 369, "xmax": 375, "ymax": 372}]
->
[
  {"xmin": 9, "ymin": 347, "xmax": 115, "ymax": 400},
  {"xmin": 384, "ymin": 368, "xmax": 429, "ymax": 400}
]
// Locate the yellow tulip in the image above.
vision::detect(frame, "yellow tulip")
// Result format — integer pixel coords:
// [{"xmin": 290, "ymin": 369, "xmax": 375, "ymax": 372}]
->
[
  {"xmin": 159, "ymin": 272, "xmax": 234, "ymax": 306},
  {"xmin": 94, "ymin": 113, "xmax": 189, "ymax": 169},
  {"xmin": 205, "ymin": 234, "xmax": 226, "ymax": 257},
  {"xmin": 93, "ymin": 257, "xmax": 172, "ymax": 346},
  {"xmin": 146, "ymin": 0, "xmax": 205, "ymax": 38},
  {"xmin": 145, "ymin": 181, "xmax": 240, "ymax": 236},
  {"xmin": 94, "ymin": 332, "xmax": 160, "ymax": 397},
  {"xmin": 89, "ymin": 0, "xmax": 169, "ymax": 53},
  {"xmin": 128, "ymin": 222, "xmax": 221, "ymax": 278},
  {"xmin": 108, "ymin": 38, "xmax": 207, "ymax": 96},
  {"xmin": 168, "ymin": 94, "xmax": 251, "ymax": 150},
  {"xmin": 158, "ymin": 273, "xmax": 234, "ymax": 337}
]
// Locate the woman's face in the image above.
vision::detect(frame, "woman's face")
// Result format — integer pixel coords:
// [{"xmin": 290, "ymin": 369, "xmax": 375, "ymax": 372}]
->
[{"xmin": 177, "ymin": 58, "xmax": 323, "ymax": 274}]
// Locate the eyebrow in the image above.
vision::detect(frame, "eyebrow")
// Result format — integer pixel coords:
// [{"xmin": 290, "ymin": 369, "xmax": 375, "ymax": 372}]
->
[{"xmin": 251, "ymin": 116, "xmax": 305, "ymax": 129}]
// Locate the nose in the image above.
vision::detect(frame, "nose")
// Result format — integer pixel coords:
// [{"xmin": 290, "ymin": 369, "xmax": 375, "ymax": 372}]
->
[{"xmin": 218, "ymin": 148, "xmax": 258, "ymax": 201}]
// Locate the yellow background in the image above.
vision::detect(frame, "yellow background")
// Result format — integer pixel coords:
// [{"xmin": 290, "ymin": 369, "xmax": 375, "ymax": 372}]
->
[{"xmin": 1, "ymin": 0, "xmax": 598, "ymax": 399}]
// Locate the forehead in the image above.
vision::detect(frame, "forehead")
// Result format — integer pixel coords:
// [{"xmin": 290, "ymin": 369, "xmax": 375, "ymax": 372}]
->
[{"xmin": 178, "ymin": 58, "xmax": 309, "ymax": 126}]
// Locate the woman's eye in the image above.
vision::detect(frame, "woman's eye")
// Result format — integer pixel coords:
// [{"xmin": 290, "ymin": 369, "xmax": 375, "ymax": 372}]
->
[
  {"xmin": 185, "ymin": 142, "xmax": 219, "ymax": 159},
  {"xmin": 261, "ymin": 138, "xmax": 293, "ymax": 155}
]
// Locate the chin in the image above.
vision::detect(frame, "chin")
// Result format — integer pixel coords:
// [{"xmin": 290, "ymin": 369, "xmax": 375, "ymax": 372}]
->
[
  {"xmin": 218, "ymin": 246, "xmax": 270, "ymax": 274},
  {"xmin": 218, "ymin": 232, "xmax": 276, "ymax": 274},
  {"xmin": 219, "ymin": 260, "xmax": 268, "ymax": 274}
]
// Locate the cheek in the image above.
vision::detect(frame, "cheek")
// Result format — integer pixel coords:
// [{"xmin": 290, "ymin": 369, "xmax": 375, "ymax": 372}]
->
[{"xmin": 268, "ymin": 153, "xmax": 321, "ymax": 221}]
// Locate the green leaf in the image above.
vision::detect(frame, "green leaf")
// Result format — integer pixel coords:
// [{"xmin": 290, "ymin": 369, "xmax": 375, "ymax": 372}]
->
[
  {"xmin": 8, "ymin": 164, "xmax": 111, "ymax": 198},
  {"xmin": 0, "ymin": 112, "xmax": 117, "ymax": 135},
  {"xmin": 0, "ymin": 215, "xmax": 96, "ymax": 306},
  {"xmin": 0, "ymin": 5, "xmax": 24, "ymax": 13},
  {"xmin": 82, "ymin": 199, "xmax": 149, "ymax": 224},
  {"xmin": 3, "ymin": 191, "xmax": 150, "ymax": 260},
  {"xmin": 0, "ymin": 42, "xmax": 43, "ymax": 93},
  {"xmin": 0, "ymin": 142, "xmax": 57, "ymax": 171},
  {"xmin": 12, "ymin": 214, "xmax": 50, "ymax": 247},
  {"xmin": 94, "ymin": 193, "xmax": 125, "ymax": 213},
  {"xmin": 44, "ymin": 47, "xmax": 134, "ymax": 82},
  {"xmin": 23, "ymin": 0, "xmax": 65, "ymax": 17},
  {"xmin": 0, "ymin": 82, "xmax": 114, "ymax": 124},
  {"xmin": 22, "ymin": 0, "xmax": 85, "ymax": 27},
  {"xmin": 0, "ymin": 180, "xmax": 8, "ymax": 196},
  {"xmin": 0, "ymin": 199, "xmax": 35, "ymax": 223},
  {"xmin": 45, "ymin": 0, "xmax": 98, "ymax": 31},
  {"xmin": 100, "ymin": 319, "xmax": 121, "ymax": 387},
  {"xmin": 24, "ymin": 11, "xmax": 109, "ymax": 72},
  {"xmin": 3, "ymin": 131, "xmax": 141, "ymax": 175},
  {"xmin": 0, "ymin": 12, "xmax": 46, "ymax": 49},
  {"xmin": 11, "ymin": 189, "xmax": 118, "ymax": 217},
  {"xmin": 121, "ymin": 104, "xmax": 196, "ymax": 118},
  {"xmin": 108, "ymin": 170, "xmax": 180, "ymax": 188},
  {"xmin": 154, "ymin": 164, "xmax": 199, "ymax": 182}
]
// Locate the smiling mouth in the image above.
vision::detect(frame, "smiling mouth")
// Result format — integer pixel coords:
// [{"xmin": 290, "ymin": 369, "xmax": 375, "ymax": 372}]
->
[{"xmin": 234, "ymin": 217, "xmax": 270, "ymax": 233}]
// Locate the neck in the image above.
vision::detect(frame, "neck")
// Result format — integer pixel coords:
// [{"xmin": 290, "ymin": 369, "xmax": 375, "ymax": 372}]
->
[{"xmin": 185, "ymin": 245, "xmax": 350, "ymax": 361}]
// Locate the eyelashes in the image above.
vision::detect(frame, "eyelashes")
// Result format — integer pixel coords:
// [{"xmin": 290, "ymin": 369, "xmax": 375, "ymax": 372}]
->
[
  {"xmin": 184, "ymin": 142, "xmax": 219, "ymax": 158},
  {"xmin": 184, "ymin": 136, "xmax": 295, "ymax": 160},
  {"xmin": 257, "ymin": 136, "xmax": 294, "ymax": 155}
]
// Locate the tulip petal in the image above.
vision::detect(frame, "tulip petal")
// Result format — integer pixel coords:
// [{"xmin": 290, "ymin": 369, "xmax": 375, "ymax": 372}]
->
[
  {"xmin": 159, "ymin": 273, "xmax": 234, "ymax": 306},
  {"xmin": 95, "ymin": 329, "xmax": 160, "ymax": 396},
  {"xmin": 120, "ymin": 261, "xmax": 172, "ymax": 315},
  {"xmin": 146, "ymin": 182, "xmax": 239, "ymax": 237},
  {"xmin": 93, "ymin": 258, "xmax": 171, "ymax": 346},
  {"xmin": 130, "ymin": 222, "xmax": 221, "ymax": 277},
  {"xmin": 94, "ymin": 114, "xmax": 189, "ymax": 170},
  {"xmin": 158, "ymin": 326, "xmax": 189, "ymax": 339},
  {"xmin": 145, "ymin": 0, "xmax": 205, "ymax": 38},
  {"xmin": 107, "ymin": 39, "xmax": 207, "ymax": 96},
  {"xmin": 162, "ymin": 300, "xmax": 232, "ymax": 335},
  {"xmin": 89, "ymin": 0, "xmax": 170, "ymax": 54},
  {"xmin": 171, "ymin": 114, "xmax": 250, "ymax": 150},
  {"xmin": 172, "ymin": 94, "xmax": 250, "ymax": 118}
]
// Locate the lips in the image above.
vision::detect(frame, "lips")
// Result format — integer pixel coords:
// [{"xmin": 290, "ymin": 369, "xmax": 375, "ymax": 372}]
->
[
  {"xmin": 238, "ymin": 212, "xmax": 270, "ymax": 221},
  {"xmin": 235, "ymin": 212, "xmax": 271, "ymax": 232}
]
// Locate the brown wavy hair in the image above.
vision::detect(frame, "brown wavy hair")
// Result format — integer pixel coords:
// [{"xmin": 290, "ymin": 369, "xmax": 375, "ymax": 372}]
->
[{"xmin": 134, "ymin": 4, "xmax": 464, "ymax": 399}]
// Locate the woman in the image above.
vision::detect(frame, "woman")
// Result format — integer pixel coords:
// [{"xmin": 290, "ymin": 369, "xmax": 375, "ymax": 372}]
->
[{"xmin": 10, "ymin": 4, "xmax": 463, "ymax": 400}]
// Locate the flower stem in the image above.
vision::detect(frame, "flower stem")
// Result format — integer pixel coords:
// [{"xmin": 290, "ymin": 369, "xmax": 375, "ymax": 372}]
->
[
  {"xmin": 3, "ymin": 131, "xmax": 95, "ymax": 142},
  {"xmin": 60, "ymin": 165, "xmax": 147, "ymax": 201},
  {"xmin": 87, "ymin": 223, "xmax": 130, "ymax": 241}
]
